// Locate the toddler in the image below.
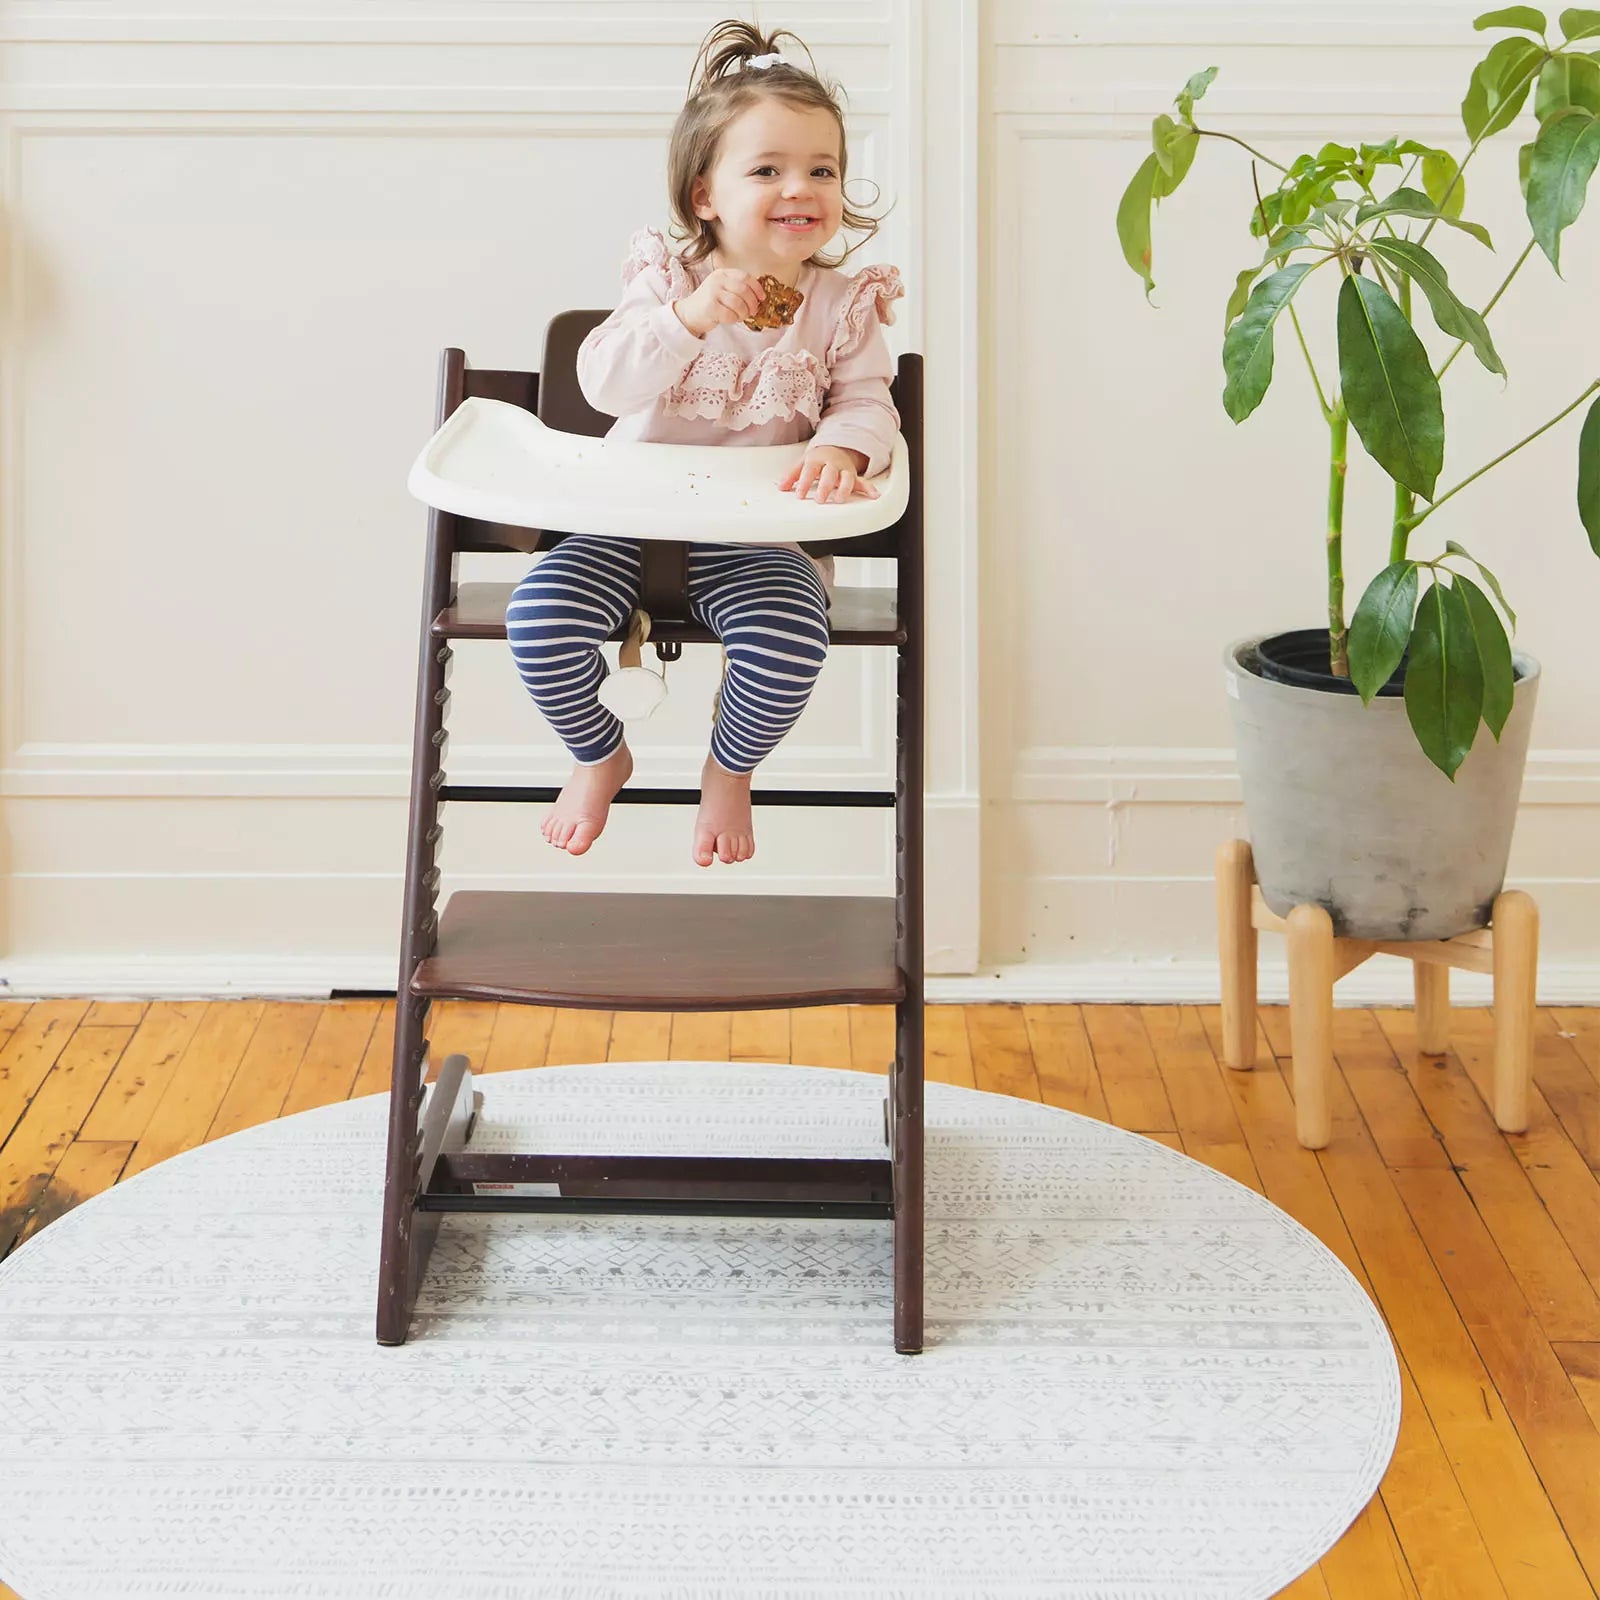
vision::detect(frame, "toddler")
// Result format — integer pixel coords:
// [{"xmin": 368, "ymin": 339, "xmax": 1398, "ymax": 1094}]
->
[{"xmin": 506, "ymin": 17, "xmax": 904, "ymax": 868}]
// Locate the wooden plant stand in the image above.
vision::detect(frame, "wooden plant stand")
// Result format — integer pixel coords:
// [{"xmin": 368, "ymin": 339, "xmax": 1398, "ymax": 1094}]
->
[{"xmin": 1215, "ymin": 840, "xmax": 1538, "ymax": 1149}]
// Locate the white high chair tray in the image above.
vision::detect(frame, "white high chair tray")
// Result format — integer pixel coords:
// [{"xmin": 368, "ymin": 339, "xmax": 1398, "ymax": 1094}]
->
[{"xmin": 407, "ymin": 397, "xmax": 908, "ymax": 544}]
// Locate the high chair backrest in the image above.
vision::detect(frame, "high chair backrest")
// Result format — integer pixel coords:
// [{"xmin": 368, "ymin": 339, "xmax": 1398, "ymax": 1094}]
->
[{"xmin": 446, "ymin": 312, "xmax": 920, "ymax": 563}]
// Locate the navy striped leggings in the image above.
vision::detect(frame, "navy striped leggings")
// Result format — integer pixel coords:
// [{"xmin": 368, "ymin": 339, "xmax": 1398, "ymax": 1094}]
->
[{"xmin": 506, "ymin": 537, "xmax": 831, "ymax": 774}]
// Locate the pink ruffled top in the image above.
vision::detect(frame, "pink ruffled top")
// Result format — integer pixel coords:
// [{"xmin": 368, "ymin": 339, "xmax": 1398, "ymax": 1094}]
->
[{"xmin": 574, "ymin": 228, "xmax": 905, "ymax": 593}]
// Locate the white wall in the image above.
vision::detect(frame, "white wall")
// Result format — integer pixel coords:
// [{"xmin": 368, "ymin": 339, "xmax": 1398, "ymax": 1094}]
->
[
  {"xmin": 0, "ymin": 0, "xmax": 983, "ymax": 993},
  {"xmin": 1, "ymin": 1, "xmax": 1594, "ymax": 1002},
  {"xmin": 974, "ymin": 0, "xmax": 1600, "ymax": 1002}
]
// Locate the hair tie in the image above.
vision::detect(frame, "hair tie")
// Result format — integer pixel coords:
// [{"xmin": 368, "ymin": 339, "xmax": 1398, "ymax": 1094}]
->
[{"xmin": 746, "ymin": 52, "xmax": 784, "ymax": 70}]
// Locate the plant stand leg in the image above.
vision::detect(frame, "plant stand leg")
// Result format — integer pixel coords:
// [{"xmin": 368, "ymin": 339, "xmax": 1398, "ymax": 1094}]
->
[
  {"xmin": 1286, "ymin": 903, "xmax": 1335, "ymax": 1150},
  {"xmin": 1413, "ymin": 961, "xmax": 1450, "ymax": 1056},
  {"xmin": 1491, "ymin": 889, "xmax": 1537, "ymax": 1135},
  {"xmin": 1216, "ymin": 840, "xmax": 1258, "ymax": 1071}
]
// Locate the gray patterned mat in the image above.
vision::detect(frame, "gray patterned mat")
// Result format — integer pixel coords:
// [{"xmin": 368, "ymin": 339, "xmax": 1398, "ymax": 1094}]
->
[{"xmin": 0, "ymin": 1061, "xmax": 1399, "ymax": 1599}]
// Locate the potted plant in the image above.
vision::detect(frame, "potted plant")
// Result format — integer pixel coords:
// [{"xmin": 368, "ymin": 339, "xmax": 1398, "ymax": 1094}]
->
[{"xmin": 1118, "ymin": 7, "xmax": 1600, "ymax": 940}]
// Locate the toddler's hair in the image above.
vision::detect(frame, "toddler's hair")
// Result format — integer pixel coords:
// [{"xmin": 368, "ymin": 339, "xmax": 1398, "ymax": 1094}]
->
[{"xmin": 667, "ymin": 17, "xmax": 884, "ymax": 269}]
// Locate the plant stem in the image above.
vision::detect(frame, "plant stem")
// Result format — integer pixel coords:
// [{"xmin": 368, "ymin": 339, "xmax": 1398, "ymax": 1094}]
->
[
  {"xmin": 1289, "ymin": 303, "xmax": 1332, "ymax": 420},
  {"xmin": 1193, "ymin": 127, "xmax": 1290, "ymax": 173},
  {"xmin": 1391, "ymin": 272, "xmax": 1416, "ymax": 561},
  {"xmin": 1391, "ymin": 476, "xmax": 1415, "ymax": 563},
  {"xmin": 1328, "ymin": 400, "xmax": 1350, "ymax": 677},
  {"xmin": 1404, "ymin": 377, "xmax": 1600, "ymax": 531},
  {"xmin": 1363, "ymin": 246, "xmax": 1401, "ymax": 300},
  {"xmin": 1436, "ymin": 237, "xmax": 1537, "ymax": 380}
]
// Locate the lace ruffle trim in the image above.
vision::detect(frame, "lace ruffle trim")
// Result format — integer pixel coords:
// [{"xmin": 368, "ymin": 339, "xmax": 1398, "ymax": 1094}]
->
[{"xmin": 662, "ymin": 348, "xmax": 828, "ymax": 430}]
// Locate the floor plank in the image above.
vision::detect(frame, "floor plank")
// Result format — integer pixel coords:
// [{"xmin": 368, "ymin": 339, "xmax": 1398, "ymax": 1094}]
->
[
  {"xmin": 125, "ymin": 1002, "xmax": 266, "ymax": 1180},
  {"xmin": 0, "ymin": 1026, "xmax": 133, "ymax": 1254},
  {"xmin": 730, "ymin": 1008, "xmax": 791, "ymax": 1063},
  {"xmin": 1080, "ymin": 1005, "xmax": 1176, "ymax": 1135},
  {"xmin": 608, "ymin": 1012, "xmax": 673, "ymax": 1062},
  {"xmin": 545, "ymin": 1009, "xmax": 615, "ymax": 1066},
  {"xmin": 790, "ymin": 1005, "xmax": 854, "ymax": 1069}
]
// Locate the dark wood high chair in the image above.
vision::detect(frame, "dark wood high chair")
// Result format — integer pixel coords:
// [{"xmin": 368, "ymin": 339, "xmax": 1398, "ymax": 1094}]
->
[{"xmin": 377, "ymin": 317, "xmax": 925, "ymax": 1353}]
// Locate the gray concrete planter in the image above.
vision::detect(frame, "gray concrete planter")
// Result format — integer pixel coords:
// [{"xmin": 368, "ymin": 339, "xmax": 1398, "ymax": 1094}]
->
[{"xmin": 1224, "ymin": 633, "xmax": 1540, "ymax": 941}]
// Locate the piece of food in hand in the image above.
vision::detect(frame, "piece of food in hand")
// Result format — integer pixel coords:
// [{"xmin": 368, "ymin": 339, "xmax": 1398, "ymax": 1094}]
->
[{"xmin": 743, "ymin": 274, "xmax": 805, "ymax": 331}]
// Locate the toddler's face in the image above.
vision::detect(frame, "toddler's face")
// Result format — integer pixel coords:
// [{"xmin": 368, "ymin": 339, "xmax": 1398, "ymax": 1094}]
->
[{"xmin": 691, "ymin": 100, "xmax": 844, "ymax": 271}]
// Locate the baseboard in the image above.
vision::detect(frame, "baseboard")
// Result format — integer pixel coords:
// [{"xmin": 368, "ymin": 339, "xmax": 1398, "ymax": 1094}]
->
[
  {"xmin": 4, "ymin": 955, "xmax": 1595, "ymax": 1005},
  {"xmin": 924, "ymin": 960, "xmax": 1600, "ymax": 1007}
]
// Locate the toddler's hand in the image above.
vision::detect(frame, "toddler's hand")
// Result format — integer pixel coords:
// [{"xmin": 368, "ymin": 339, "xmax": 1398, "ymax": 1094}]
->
[
  {"xmin": 673, "ymin": 270, "xmax": 765, "ymax": 338},
  {"xmin": 777, "ymin": 446, "xmax": 880, "ymax": 505}
]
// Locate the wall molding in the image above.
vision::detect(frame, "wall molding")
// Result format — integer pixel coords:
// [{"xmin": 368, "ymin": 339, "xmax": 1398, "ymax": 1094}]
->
[
  {"xmin": 1011, "ymin": 746, "xmax": 1600, "ymax": 807},
  {"xmin": 0, "ymin": 736, "xmax": 895, "ymax": 798},
  {"xmin": 1, "ymin": 7, "xmax": 896, "ymax": 48},
  {"xmin": 993, "ymin": 1, "xmax": 1517, "ymax": 49}
]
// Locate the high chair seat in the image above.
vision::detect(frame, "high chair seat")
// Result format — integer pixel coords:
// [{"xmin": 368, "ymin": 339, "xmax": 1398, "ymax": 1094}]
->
[{"xmin": 408, "ymin": 395, "xmax": 910, "ymax": 542}]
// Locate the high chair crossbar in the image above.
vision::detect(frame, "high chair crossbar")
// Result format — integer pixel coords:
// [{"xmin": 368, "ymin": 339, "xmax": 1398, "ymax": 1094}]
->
[{"xmin": 377, "ymin": 324, "xmax": 926, "ymax": 1353}]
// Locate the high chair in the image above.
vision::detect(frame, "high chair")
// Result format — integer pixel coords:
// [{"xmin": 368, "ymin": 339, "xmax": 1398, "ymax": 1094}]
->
[{"xmin": 377, "ymin": 322, "xmax": 926, "ymax": 1353}]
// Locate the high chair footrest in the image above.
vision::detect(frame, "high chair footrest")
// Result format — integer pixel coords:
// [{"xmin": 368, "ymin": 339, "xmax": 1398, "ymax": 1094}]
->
[
  {"xmin": 410, "ymin": 890, "xmax": 905, "ymax": 1010},
  {"xmin": 425, "ymin": 1152, "xmax": 894, "ymax": 1215}
]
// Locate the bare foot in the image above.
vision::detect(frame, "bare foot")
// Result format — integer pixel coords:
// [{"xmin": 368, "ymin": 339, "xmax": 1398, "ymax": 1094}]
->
[
  {"xmin": 693, "ymin": 753, "xmax": 755, "ymax": 866},
  {"xmin": 543, "ymin": 742, "xmax": 633, "ymax": 855}
]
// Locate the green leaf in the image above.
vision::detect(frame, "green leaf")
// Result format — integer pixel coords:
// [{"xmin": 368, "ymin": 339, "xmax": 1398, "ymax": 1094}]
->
[
  {"xmin": 1476, "ymin": 5, "xmax": 1548, "ymax": 29},
  {"xmin": 1560, "ymin": 8, "xmax": 1600, "ymax": 40},
  {"xmin": 1223, "ymin": 230, "xmax": 1312, "ymax": 330},
  {"xmin": 1152, "ymin": 114, "xmax": 1180, "ymax": 174},
  {"xmin": 1526, "ymin": 105, "xmax": 1600, "ymax": 267},
  {"xmin": 1266, "ymin": 227, "xmax": 1313, "ymax": 259},
  {"xmin": 1354, "ymin": 186, "xmax": 1495, "ymax": 247},
  {"xmin": 1337, "ymin": 274, "xmax": 1446, "ymax": 499},
  {"xmin": 1224, "ymin": 268, "xmax": 1258, "ymax": 331},
  {"xmin": 1445, "ymin": 539, "xmax": 1519, "ymax": 627},
  {"xmin": 1455, "ymin": 575, "xmax": 1517, "ymax": 738},
  {"xmin": 1520, "ymin": 137, "xmax": 1536, "ymax": 195},
  {"xmin": 1462, "ymin": 36, "xmax": 1545, "ymax": 140},
  {"xmin": 1176, "ymin": 66, "xmax": 1218, "ymax": 121},
  {"xmin": 1405, "ymin": 581, "xmax": 1485, "ymax": 779},
  {"xmin": 1318, "ymin": 141, "xmax": 1359, "ymax": 165},
  {"xmin": 1366, "ymin": 237, "xmax": 1506, "ymax": 376},
  {"xmin": 1151, "ymin": 114, "xmax": 1200, "ymax": 199},
  {"xmin": 1421, "ymin": 149, "xmax": 1467, "ymax": 216},
  {"xmin": 1153, "ymin": 131, "xmax": 1198, "ymax": 198},
  {"xmin": 1248, "ymin": 189, "xmax": 1284, "ymax": 239},
  {"xmin": 1221, "ymin": 263, "xmax": 1316, "ymax": 422},
  {"xmin": 1117, "ymin": 152, "xmax": 1160, "ymax": 297},
  {"xmin": 1536, "ymin": 49, "xmax": 1600, "ymax": 116},
  {"xmin": 1349, "ymin": 562, "xmax": 1419, "ymax": 702},
  {"xmin": 1579, "ymin": 395, "xmax": 1600, "ymax": 554}
]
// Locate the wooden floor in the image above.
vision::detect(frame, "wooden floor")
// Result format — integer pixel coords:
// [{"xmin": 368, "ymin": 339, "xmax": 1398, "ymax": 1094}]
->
[{"xmin": 0, "ymin": 997, "xmax": 1596, "ymax": 1599}]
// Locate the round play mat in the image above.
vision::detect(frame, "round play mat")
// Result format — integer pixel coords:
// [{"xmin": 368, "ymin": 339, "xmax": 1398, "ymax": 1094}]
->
[{"xmin": 0, "ymin": 1061, "xmax": 1399, "ymax": 1599}]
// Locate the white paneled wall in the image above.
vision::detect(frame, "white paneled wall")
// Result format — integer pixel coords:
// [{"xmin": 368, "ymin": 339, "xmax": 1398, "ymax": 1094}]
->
[
  {"xmin": 1, "ymin": 2, "xmax": 1594, "ymax": 1001},
  {"xmin": 0, "ymin": 1, "xmax": 984, "ymax": 992},
  {"xmin": 975, "ymin": 0, "xmax": 1600, "ymax": 1001}
]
